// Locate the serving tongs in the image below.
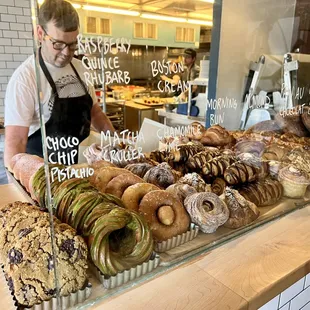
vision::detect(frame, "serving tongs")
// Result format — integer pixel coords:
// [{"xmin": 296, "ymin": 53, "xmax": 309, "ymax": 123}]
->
[
  {"xmin": 282, "ymin": 53, "xmax": 299, "ymax": 109},
  {"xmin": 240, "ymin": 55, "xmax": 265, "ymax": 130}
]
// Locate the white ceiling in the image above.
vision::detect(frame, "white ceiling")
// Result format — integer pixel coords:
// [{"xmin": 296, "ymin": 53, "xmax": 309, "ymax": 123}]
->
[{"xmin": 75, "ymin": 0, "xmax": 213, "ymax": 20}]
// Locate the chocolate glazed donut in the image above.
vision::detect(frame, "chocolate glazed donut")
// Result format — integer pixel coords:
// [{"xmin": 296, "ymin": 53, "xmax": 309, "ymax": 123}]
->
[{"xmin": 139, "ymin": 190, "xmax": 190, "ymax": 241}]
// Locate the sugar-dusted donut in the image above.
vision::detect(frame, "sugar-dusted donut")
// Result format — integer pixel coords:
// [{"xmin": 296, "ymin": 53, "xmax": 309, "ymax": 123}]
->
[
  {"xmin": 143, "ymin": 162, "xmax": 179, "ymax": 189},
  {"xmin": 105, "ymin": 174, "xmax": 145, "ymax": 198},
  {"xmin": 121, "ymin": 183, "xmax": 160, "ymax": 211},
  {"xmin": 166, "ymin": 183, "xmax": 197, "ymax": 203},
  {"xmin": 139, "ymin": 190, "xmax": 190, "ymax": 241},
  {"xmin": 184, "ymin": 192, "xmax": 229, "ymax": 233}
]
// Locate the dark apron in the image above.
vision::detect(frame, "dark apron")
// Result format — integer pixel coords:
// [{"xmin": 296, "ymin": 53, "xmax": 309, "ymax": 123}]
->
[{"xmin": 27, "ymin": 48, "xmax": 92, "ymax": 165}]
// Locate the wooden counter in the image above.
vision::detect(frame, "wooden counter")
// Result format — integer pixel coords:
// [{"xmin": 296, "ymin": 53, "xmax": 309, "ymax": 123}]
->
[{"xmin": 1, "ymin": 183, "xmax": 310, "ymax": 310}]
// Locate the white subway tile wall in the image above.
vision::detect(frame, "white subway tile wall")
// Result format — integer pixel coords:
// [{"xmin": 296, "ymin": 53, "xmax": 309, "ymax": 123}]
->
[
  {"xmin": 290, "ymin": 286, "xmax": 310, "ymax": 310},
  {"xmin": 0, "ymin": 0, "xmax": 32, "ymax": 122},
  {"xmin": 302, "ymin": 302, "xmax": 310, "ymax": 310},
  {"xmin": 279, "ymin": 278, "xmax": 305, "ymax": 307},
  {"xmin": 259, "ymin": 274, "xmax": 310, "ymax": 310},
  {"xmin": 279, "ymin": 304, "xmax": 290, "ymax": 310}
]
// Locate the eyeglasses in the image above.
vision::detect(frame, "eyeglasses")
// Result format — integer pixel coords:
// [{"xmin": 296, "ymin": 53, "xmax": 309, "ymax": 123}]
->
[{"xmin": 42, "ymin": 27, "xmax": 78, "ymax": 51}]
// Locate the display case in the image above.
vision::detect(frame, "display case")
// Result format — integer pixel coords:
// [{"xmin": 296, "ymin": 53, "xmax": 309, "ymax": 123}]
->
[{"xmin": 2, "ymin": 0, "xmax": 310, "ymax": 309}]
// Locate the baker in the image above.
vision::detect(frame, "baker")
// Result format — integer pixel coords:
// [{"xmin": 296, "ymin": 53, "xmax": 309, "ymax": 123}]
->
[
  {"xmin": 4, "ymin": 0, "xmax": 114, "ymax": 169},
  {"xmin": 179, "ymin": 48, "xmax": 200, "ymax": 101}
]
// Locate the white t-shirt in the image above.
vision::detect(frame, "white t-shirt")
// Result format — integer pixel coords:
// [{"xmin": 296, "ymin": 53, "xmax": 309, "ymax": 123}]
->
[{"xmin": 4, "ymin": 54, "xmax": 96, "ymax": 136}]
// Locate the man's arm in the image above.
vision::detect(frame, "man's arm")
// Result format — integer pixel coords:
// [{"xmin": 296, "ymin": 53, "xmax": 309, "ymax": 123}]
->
[
  {"xmin": 4, "ymin": 126, "xmax": 29, "ymax": 170},
  {"xmin": 91, "ymin": 103, "xmax": 115, "ymax": 133}
]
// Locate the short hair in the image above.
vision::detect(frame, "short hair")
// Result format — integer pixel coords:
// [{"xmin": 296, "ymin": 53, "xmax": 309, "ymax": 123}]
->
[{"xmin": 38, "ymin": 0, "xmax": 79, "ymax": 32}]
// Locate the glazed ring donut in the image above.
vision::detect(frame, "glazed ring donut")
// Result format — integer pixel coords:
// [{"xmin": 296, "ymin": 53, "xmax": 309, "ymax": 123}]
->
[
  {"xmin": 121, "ymin": 183, "xmax": 160, "ymax": 211},
  {"xmin": 139, "ymin": 190, "xmax": 190, "ymax": 241},
  {"xmin": 184, "ymin": 192, "xmax": 229, "ymax": 233},
  {"xmin": 105, "ymin": 174, "xmax": 145, "ymax": 198},
  {"xmin": 93, "ymin": 167, "xmax": 132, "ymax": 193}
]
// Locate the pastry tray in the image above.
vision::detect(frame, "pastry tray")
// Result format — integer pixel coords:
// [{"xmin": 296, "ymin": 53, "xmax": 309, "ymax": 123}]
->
[
  {"xmin": 158, "ymin": 195, "xmax": 310, "ymax": 267},
  {"xmin": 91, "ymin": 253, "xmax": 160, "ymax": 289},
  {"xmin": 155, "ymin": 224, "xmax": 199, "ymax": 253},
  {"xmin": 1, "ymin": 265, "xmax": 92, "ymax": 310},
  {"xmin": 27, "ymin": 283, "xmax": 92, "ymax": 310}
]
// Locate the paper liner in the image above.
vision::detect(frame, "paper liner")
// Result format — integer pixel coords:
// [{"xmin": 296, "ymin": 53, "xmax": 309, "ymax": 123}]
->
[
  {"xmin": 93, "ymin": 252, "xmax": 160, "ymax": 289},
  {"xmin": 154, "ymin": 224, "xmax": 199, "ymax": 253}
]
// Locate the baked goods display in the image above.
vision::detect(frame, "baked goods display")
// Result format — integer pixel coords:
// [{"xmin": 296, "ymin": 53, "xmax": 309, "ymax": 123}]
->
[
  {"xmin": 122, "ymin": 183, "xmax": 160, "ymax": 211},
  {"xmin": 166, "ymin": 183, "xmax": 197, "ymax": 203},
  {"xmin": 125, "ymin": 162, "xmax": 154, "ymax": 178},
  {"xmin": 239, "ymin": 178, "xmax": 283, "ymax": 207},
  {"xmin": 224, "ymin": 162, "xmax": 259, "ymax": 185},
  {"xmin": 184, "ymin": 192, "xmax": 229, "ymax": 233},
  {"xmin": 200, "ymin": 125, "xmax": 236, "ymax": 147},
  {"xmin": 278, "ymin": 166, "xmax": 310, "ymax": 198},
  {"xmin": 222, "ymin": 187, "xmax": 260, "ymax": 229},
  {"xmin": 177, "ymin": 173, "xmax": 211, "ymax": 192},
  {"xmin": 138, "ymin": 190, "xmax": 191, "ymax": 241},
  {"xmin": 0, "ymin": 202, "xmax": 88, "ymax": 307},
  {"xmin": 202, "ymin": 155, "xmax": 237, "ymax": 179},
  {"xmin": 275, "ymin": 109, "xmax": 309, "ymax": 137},
  {"xmin": 143, "ymin": 162, "xmax": 181, "ymax": 189},
  {"xmin": 5, "ymin": 116, "xmax": 310, "ymax": 304},
  {"xmin": 211, "ymin": 178, "xmax": 227, "ymax": 196}
]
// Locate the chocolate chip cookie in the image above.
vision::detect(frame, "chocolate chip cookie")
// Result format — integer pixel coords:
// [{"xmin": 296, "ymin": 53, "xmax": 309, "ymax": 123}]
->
[{"xmin": 0, "ymin": 202, "xmax": 88, "ymax": 307}]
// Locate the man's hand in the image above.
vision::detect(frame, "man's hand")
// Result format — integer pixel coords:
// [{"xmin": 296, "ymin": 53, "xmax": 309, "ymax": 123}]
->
[
  {"xmin": 91, "ymin": 103, "xmax": 115, "ymax": 133},
  {"xmin": 4, "ymin": 126, "xmax": 29, "ymax": 171}
]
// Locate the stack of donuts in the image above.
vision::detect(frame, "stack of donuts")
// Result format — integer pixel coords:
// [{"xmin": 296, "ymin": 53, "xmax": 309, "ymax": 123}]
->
[
  {"xmin": 90, "ymin": 162, "xmax": 191, "ymax": 242},
  {"xmin": 11, "ymin": 120, "xmax": 310, "ymax": 243},
  {"xmin": 9, "ymin": 155, "xmax": 154, "ymax": 277}
]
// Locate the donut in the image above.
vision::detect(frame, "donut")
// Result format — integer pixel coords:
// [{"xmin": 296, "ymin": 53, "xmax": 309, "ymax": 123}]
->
[
  {"xmin": 178, "ymin": 173, "xmax": 211, "ymax": 192},
  {"xmin": 184, "ymin": 192, "xmax": 229, "ymax": 233},
  {"xmin": 125, "ymin": 163, "xmax": 154, "ymax": 178},
  {"xmin": 139, "ymin": 190, "xmax": 190, "ymax": 241},
  {"xmin": 166, "ymin": 183, "xmax": 197, "ymax": 203},
  {"xmin": 89, "ymin": 207, "xmax": 153, "ymax": 276},
  {"xmin": 53, "ymin": 178, "xmax": 95, "ymax": 221},
  {"xmin": 12, "ymin": 154, "xmax": 44, "ymax": 189},
  {"xmin": 143, "ymin": 162, "xmax": 178, "ymax": 189},
  {"xmin": 91, "ymin": 160, "xmax": 116, "ymax": 169},
  {"xmin": 121, "ymin": 183, "xmax": 160, "ymax": 211},
  {"xmin": 92, "ymin": 167, "xmax": 132, "ymax": 193},
  {"xmin": 9, "ymin": 153, "xmax": 27, "ymax": 173},
  {"xmin": 105, "ymin": 174, "xmax": 145, "ymax": 198}
]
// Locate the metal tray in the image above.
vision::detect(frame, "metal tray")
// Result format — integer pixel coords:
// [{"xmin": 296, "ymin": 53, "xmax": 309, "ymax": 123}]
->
[
  {"xmin": 92, "ymin": 253, "xmax": 160, "ymax": 289},
  {"xmin": 155, "ymin": 224, "xmax": 199, "ymax": 253},
  {"xmin": 28, "ymin": 283, "xmax": 92, "ymax": 310}
]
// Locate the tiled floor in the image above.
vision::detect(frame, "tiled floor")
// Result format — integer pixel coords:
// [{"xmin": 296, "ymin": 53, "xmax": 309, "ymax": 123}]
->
[{"xmin": 0, "ymin": 153, "xmax": 8, "ymax": 185}]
